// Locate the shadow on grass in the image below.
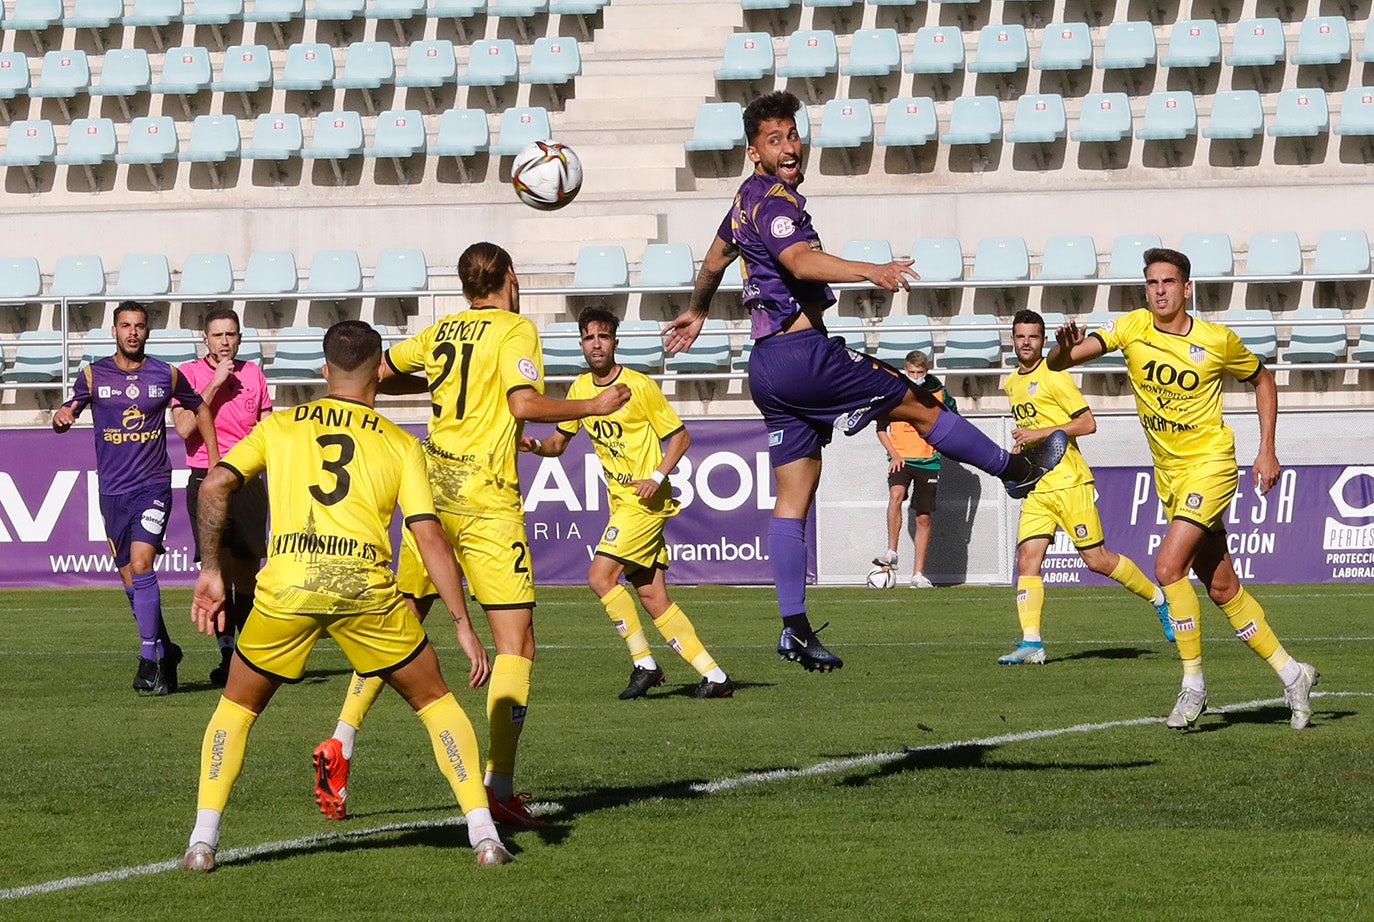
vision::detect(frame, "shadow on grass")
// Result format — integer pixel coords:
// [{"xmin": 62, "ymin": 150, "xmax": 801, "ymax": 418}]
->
[
  {"xmin": 1191, "ymin": 706, "xmax": 1358, "ymax": 733},
  {"xmin": 1052, "ymin": 646, "xmax": 1158, "ymax": 663}
]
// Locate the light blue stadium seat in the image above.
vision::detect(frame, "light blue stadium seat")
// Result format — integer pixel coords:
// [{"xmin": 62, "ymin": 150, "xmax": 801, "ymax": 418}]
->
[
  {"xmin": 307, "ymin": 250, "xmax": 363, "ymax": 292},
  {"xmin": 1081, "ymin": 312, "xmax": 1125, "ymax": 366},
  {"xmin": 0, "ymin": 53, "xmax": 31, "ymax": 101},
  {"xmin": 1242, "ymin": 232, "xmax": 1303, "ymax": 276},
  {"xmin": 824, "ymin": 314, "xmax": 865, "ymax": 352},
  {"xmin": 814, "ymin": 98, "xmax": 872, "ymax": 148},
  {"xmin": 1098, "ymin": 21, "xmax": 1156, "ymax": 70},
  {"xmin": 367, "ymin": 0, "xmax": 425, "ymax": 19},
  {"xmin": 242, "ymin": 251, "xmax": 298, "ymax": 295},
  {"xmin": 805, "ymin": 0, "xmax": 856, "ymax": 7},
  {"xmin": 684, "ymin": 102, "xmax": 745, "ymax": 151},
  {"xmin": 665, "ymin": 317, "xmax": 730, "ymax": 373},
  {"xmin": 278, "ymin": 43, "xmax": 335, "ymax": 92},
  {"xmin": 1334, "ymin": 87, "xmax": 1374, "ymax": 135},
  {"xmin": 969, "ymin": 24, "xmax": 1028, "ymax": 73},
  {"xmin": 235, "ymin": 327, "xmax": 262, "ymax": 365},
  {"xmin": 1179, "ymin": 232, "xmax": 1233, "ymax": 277},
  {"xmin": 491, "ymin": 105, "xmax": 550, "ymax": 155},
  {"xmin": 841, "ymin": 239, "xmax": 893, "ymax": 264},
  {"xmin": 1222, "ymin": 309, "xmax": 1277, "ymax": 360},
  {"xmin": 125, "ymin": 0, "xmax": 184, "ymax": 27},
  {"xmin": 906, "ymin": 26, "xmax": 964, "ymax": 75},
  {"xmin": 32, "ymin": 51, "xmax": 90, "ymax": 99},
  {"xmin": 638, "ymin": 243, "xmax": 694, "ymax": 287},
  {"xmin": 522, "ymin": 36, "xmax": 581, "ymax": 90},
  {"xmin": 463, "ymin": 38, "xmax": 519, "ymax": 87},
  {"xmin": 910, "ymin": 238, "xmax": 963, "ymax": 282},
  {"xmin": 731, "ymin": 335, "xmax": 752, "ymax": 372},
  {"xmin": 336, "ymin": 41, "xmax": 395, "ymax": 90},
  {"xmin": 4, "ymin": 0, "xmax": 64, "ymax": 32},
  {"xmin": 265, "ymin": 326, "xmax": 326, "ymax": 378},
  {"xmin": 3, "ymin": 332, "xmax": 65, "ymax": 383},
  {"xmin": 1291, "ymin": 16, "xmax": 1349, "ymax": 66},
  {"xmin": 214, "ymin": 44, "xmax": 273, "ymax": 94},
  {"xmin": 616, "ymin": 320, "xmax": 664, "ymax": 373},
  {"xmin": 487, "ymin": 0, "xmax": 548, "ymax": 13},
  {"xmin": 1269, "ymin": 88, "xmax": 1329, "ymax": 137},
  {"xmin": 180, "ymin": 114, "xmax": 240, "ymax": 161},
  {"xmin": 1072, "ymin": 92, "xmax": 1132, "ymax": 142},
  {"xmin": 1284, "ymin": 308, "xmax": 1347, "ymax": 363},
  {"xmin": 541, "ymin": 320, "xmax": 582, "ymax": 375},
  {"xmin": 1039, "ymin": 236, "xmax": 1097, "ymax": 279},
  {"xmin": 430, "ymin": 0, "xmax": 486, "ymax": 15},
  {"xmin": 114, "ymin": 254, "xmax": 172, "ymax": 296},
  {"xmin": 76, "ymin": 327, "xmax": 110, "ymax": 370},
  {"xmin": 877, "ymin": 96, "xmax": 937, "ymax": 147},
  {"xmin": 1312, "ymin": 229, "xmax": 1370, "ymax": 274},
  {"xmin": 184, "ymin": 0, "xmax": 243, "ymax": 24},
  {"xmin": 874, "ymin": 314, "xmax": 933, "ymax": 365},
  {"xmin": 1035, "ymin": 22, "xmax": 1091, "ymax": 71},
  {"xmin": 66, "ymin": 0, "xmax": 123, "ymax": 29},
  {"xmin": 1005, "ymin": 93, "xmax": 1066, "ymax": 143},
  {"xmin": 972, "ymin": 236, "xmax": 1030, "ymax": 281},
  {"xmin": 117, "ymin": 116, "xmax": 179, "ymax": 164},
  {"xmin": 1138, "ymin": 91, "xmax": 1196, "ymax": 140},
  {"xmin": 370, "ymin": 248, "xmax": 427, "ymax": 291},
  {"xmin": 178, "ymin": 252, "xmax": 236, "ymax": 296},
  {"xmin": 1351, "ymin": 318, "xmax": 1374, "ymax": 362},
  {"xmin": 1204, "ymin": 90, "xmax": 1263, "ymax": 139},
  {"xmin": 940, "ymin": 315, "xmax": 1001, "ymax": 368},
  {"xmin": 1360, "ymin": 16, "xmax": 1374, "ymax": 63},
  {"xmin": 741, "ymin": 0, "xmax": 794, "ymax": 9},
  {"xmin": 245, "ymin": 113, "xmax": 303, "ymax": 159},
  {"xmin": 1107, "ymin": 235, "xmax": 1162, "ymax": 279},
  {"xmin": 941, "ymin": 95, "xmax": 1001, "ymax": 145},
  {"xmin": 549, "ymin": 0, "xmax": 606, "ymax": 12},
  {"xmin": 398, "ymin": 39, "xmax": 458, "ymax": 88},
  {"xmin": 51, "ymin": 255, "xmax": 107, "ymax": 298},
  {"xmin": 791, "ymin": 102, "xmax": 810, "ymax": 142},
  {"xmin": 307, "ymin": 0, "xmax": 365, "ymax": 20},
  {"xmin": 429, "ymin": 107, "xmax": 487, "ymax": 156},
  {"xmin": 146, "ymin": 328, "xmax": 199, "ymax": 365},
  {"xmin": 715, "ymin": 31, "xmax": 774, "ymax": 82},
  {"xmin": 843, "ymin": 28, "xmax": 901, "ymax": 77},
  {"xmin": 0, "ymin": 258, "xmax": 43, "ymax": 301},
  {"xmin": 365, "ymin": 108, "xmax": 425, "ymax": 157},
  {"xmin": 1160, "ymin": 19, "xmax": 1220, "ymax": 68},
  {"xmin": 0, "ymin": 119, "xmax": 56, "ymax": 167},
  {"xmin": 92, "ymin": 50, "xmax": 151, "ymax": 98},
  {"xmin": 154, "ymin": 46, "xmax": 213, "ymax": 95},
  {"xmin": 1227, "ymin": 18, "xmax": 1284, "ymax": 66},
  {"xmin": 55, "ymin": 117, "xmax": 116, "ymax": 166},
  {"xmin": 776, "ymin": 29, "xmax": 838, "ymax": 79},
  {"xmin": 572, "ymin": 245, "xmax": 629, "ymax": 288}
]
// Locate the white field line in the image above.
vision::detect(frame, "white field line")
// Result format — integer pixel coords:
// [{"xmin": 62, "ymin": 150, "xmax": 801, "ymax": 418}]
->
[{"xmin": 2, "ymin": 691, "xmax": 1368, "ymax": 901}]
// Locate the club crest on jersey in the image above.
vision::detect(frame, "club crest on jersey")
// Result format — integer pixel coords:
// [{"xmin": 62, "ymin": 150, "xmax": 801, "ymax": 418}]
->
[
  {"xmin": 125, "ymin": 383, "xmax": 140, "ymax": 399},
  {"xmin": 1074, "ymin": 524, "xmax": 1088, "ymax": 539},
  {"xmin": 770, "ymin": 216, "xmax": 796, "ymax": 238},
  {"xmin": 1098, "ymin": 319, "xmax": 1115, "ymax": 334},
  {"xmin": 1189, "ymin": 344, "xmax": 1206, "ymax": 363},
  {"xmin": 604, "ymin": 526, "xmax": 619, "ymax": 542},
  {"xmin": 1027, "ymin": 382, "xmax": 1038, "ymax": 395},
  {"xmin": 1234, "ymin": 619, "xmax": 1258, "ymax": 641},
  {"xmin": 509, "ymin": 705, "xmax": 527, "ymax": 726},
  {"xmin": 768, "ymin": 429, "xmax": 784, "ymax": 447},
  {"xmin": 517, "ymin": 357, "xmax": 539, "ymax": 382},
  {"xmin": 1185, "ymin": 492, "xmax": 1203, "ymax": 509}
]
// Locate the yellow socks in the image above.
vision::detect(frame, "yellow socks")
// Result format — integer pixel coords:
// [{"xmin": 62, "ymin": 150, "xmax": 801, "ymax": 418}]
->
[
  {"xmin": 417, "ymin": 693, "xmax": 488, "ymax": 814},
  {"xmin": 1108, "ymin": 554, "xmax": 1158, "ymax": 602},
  {"xmin": 486, "ymin": 654, "xmax": 532, "ymax": 776},
  {"xmin": 1220, "ymin": 587, "xmax": 1290, "ymax": 672},
  {"xmin": 196, "ymin": 697, "xmax": 259, "ymax": 812},
  {"xmin": 652, "ymin": 604, "xmax": 718, "ymax": 676},
  {"xmin": 339, "ymin": 672, "xmax": 385, "ymax": 729},
  {"xmin": 600, "ymin": 585, "xmax": 651, "ymax": 662},
  {"xmin": 1164, "ymin": 577, "xmax": 1204, "ymax": 678},
  {"xmin": 1015, "ymin": 576, "xmax": 1044, "ymax": 640}
]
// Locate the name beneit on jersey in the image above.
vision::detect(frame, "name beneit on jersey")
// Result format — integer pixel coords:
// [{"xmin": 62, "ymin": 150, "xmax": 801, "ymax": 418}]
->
[
  {"xmin": 434, "ymin": 317, "xmax": 494, "ymax": 343},
  {"xmin": 293, "ymin": 403, "xmax": 380, "ymax": 430}
]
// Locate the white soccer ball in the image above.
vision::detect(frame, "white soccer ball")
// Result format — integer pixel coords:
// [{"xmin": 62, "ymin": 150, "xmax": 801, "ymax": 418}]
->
[
  {"xmin": 866, "ymin": 565, "xmax": 897, "ymax": 590},
  {"xmin": 510, "ymin": 139, "xmax": 583, "ymax": 211}
]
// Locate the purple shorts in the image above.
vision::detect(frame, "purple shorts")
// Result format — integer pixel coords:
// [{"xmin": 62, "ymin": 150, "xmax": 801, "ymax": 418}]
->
[
  {"xmin": 749, "ymin": 327, "xmax": 912, "ymax": 467},
  {"xmin": 99, "ymin": 482, "xmax": 174, "ymax": 568}
]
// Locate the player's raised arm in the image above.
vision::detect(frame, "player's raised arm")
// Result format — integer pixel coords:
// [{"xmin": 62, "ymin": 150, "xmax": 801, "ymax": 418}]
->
[
  {"xmin": 1248, "ymin": 364, "xmax": 1280, "ymax": 495},
  {"xmin": 1046, "ymin": 320, "xmax": 1105, "ymax": 371},
  {"xmin": 777, "ymin": 242, "xmax": 919, "ymax": 292},
  {"xmin": 664, "ymin": 235, "xmax": 738, "ymax": 354},
  {"xmin": 508, "ymin": 383, "xmax": 629, "ymax": 423}
]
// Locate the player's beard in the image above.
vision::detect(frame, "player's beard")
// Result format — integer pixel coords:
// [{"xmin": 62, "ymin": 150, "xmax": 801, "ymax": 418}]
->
[{"xmin": 118, "ymin": 341, "xmax": 147, "ymax": 362}]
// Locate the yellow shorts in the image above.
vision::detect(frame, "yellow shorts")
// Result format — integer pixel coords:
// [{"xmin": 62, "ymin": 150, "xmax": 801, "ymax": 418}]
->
[
  {"xmin": 1155, "ymin": 459, "xmax": 1239, "ymax": 533},
  {"xmin": 397, "ymin": 512, "xmax": 534, "ymax": 609},
  {"xmin": 1017, "ymin": 482, "xmax": 1105, "ymax": 548},
  {"xmin": 237, "ymin": 593, "xmax": 428, "ymax": 682},
  {"xmin": 597, "ymin": 503, "xmax": 671, "ymax": 574}
]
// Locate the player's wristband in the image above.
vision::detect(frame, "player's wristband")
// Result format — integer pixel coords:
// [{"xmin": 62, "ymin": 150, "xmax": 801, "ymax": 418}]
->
[{"xmin": 650, "ymin": 471, "xmax": 665, "ymax": 485}]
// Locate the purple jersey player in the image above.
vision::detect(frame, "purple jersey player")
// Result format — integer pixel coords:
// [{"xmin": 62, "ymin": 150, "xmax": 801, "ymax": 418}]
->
[
  {"xmin": 54, "ymin": 301, "xmax": 220, "ymax": 696},
  {"xmin": 663, "ymin": 91, "xmax": 1068, "ymax": 672}
]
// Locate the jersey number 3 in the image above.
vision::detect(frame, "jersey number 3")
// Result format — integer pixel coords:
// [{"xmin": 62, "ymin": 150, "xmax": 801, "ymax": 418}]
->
[{"xmin": 310, "ymin": 433, "xmax": 355, "ymax": 506}]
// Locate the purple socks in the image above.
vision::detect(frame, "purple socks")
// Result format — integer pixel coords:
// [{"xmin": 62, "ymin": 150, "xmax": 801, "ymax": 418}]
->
[
  {"xmin": 768, "ymin": 517, "xmax": 808, "ymax": 619},
  {"xmin": 131, "ymin": 570, "xmax": 165, "ymax": 660},
  {"xmin": 924, "ymin": 408, "xmax": 1012, "ymax": 477}
]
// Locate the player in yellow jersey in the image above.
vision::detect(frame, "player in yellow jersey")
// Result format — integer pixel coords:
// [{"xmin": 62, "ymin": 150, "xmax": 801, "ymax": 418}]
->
[
  {"xmin": 524, "ymin": 307, "xmax": 734, "ymax": 700},
  {"xmin": 997, "ymin": 310, "xmax": 1173, "ymax": 665},
  {"xmin": 1048, "ymin": 248, "xmax": 1318, "ymax": 730},
  {"xmin": 311, "ymin": 243, "xmax": 629, "ymax": 828},
  {"xmin": 181, "ymin": 322, "xmax": 512, "ymax": 872}
]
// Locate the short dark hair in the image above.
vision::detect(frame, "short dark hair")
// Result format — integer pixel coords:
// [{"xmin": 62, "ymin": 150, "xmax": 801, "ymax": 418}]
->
[
  {"xmin": 744, "ymin": 90, "xmax": 802, "ymax": 145},
  {"xmin": 113, "ymin": 300, "xmax": 147, "ymax": 324},
  {"xmin": 323, "ymin": 320, "xmax": 381, "ymax": 373},
  {"xmin": 1011, "ymin": 309, "xmax": 1045, "ymax": 335},
  {"xmin": 1143, "ymin": 247, "xmax": 1191, "ymax": 283},
  {"xmin": 576, "ymin": 306, "xmax": 619, "ymax": 337},
  {"xmin": 904, "ymin": 350, "xmax": 929, "ymax": 367},
  {"xmin": 202, "ymin": 305, "xmax": 241, "ymax": 333},
  {"xmin": 458, "ymin": 241, "xmax": 513, "ymax": 301}
]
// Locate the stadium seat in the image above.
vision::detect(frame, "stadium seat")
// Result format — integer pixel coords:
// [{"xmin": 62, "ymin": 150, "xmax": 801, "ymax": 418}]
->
[
  {"xmin": 1039, "ymin": 236, "xmax": 1098, "ymax": 280},
  {"xmin": 92, "ymin": 50, "xmax": 152, "ymax": 100},
  {"xmin": 145, "ymin": 328, "xmax": 199, "ymax": 365},
  {"xmin": 214, "ymin": 44, "xmax": 273, "ymax": 95},
  {"xmin": 684, "ymin": 102, "xmax": 746, "ymax": 152},
  {"xmin": 842, "ymin": 28, "xmax": 901, "ymax": 78},
  {"xmin": 153, "ymin": 46, "xmax": 214, "ymax": 96},
  {"xmin": 791, "ymin": 101, "xmax": 811, "ymax": 142},
  {"xmin": 0, "ymin": 119, "xmax": 57, "ymax": 180},
  {"xmin": 968, "ymin": 24, "xmax": 1028, "ymax": 74},
  {"xmin": 66, "ymin": 0, "xmax": 123, "ymax": 30},
  {"xmin": 308, "ymin": 0, "xmax": 365, "ymax": 20},
  {"xmin": 428, "ymin": 0, "xmax": 485, "ymax": 42},
  {"xmin": 114, "ymin": 254, "xmax": 173, "ymax": 296},
  {"xmin": 365, "ymin": 108, "xmax": 425, "ymax": 158},
  {"xmin": 522, "ymin": 36, "xmax": 581, "ymax": 104},
  {"xmin": 813, "ymin": 98, "xmax": 873, "ymax": 150},
  {"xmin": 1227, "ymin": 18, "xmax": 1285, "ymax": 67},
  {"xmin": 1284, "ymin": 308, "xmax": 1347, "ymax": 363},
  {"xmin": 906, "ymin": 26, "xmax": 964, "ymax": 75},
  {"xmin": 76, "ymin": 326, "xmax": 110, "ymax": 370},
  {"xmin": 1222, "ymin": 308, "xmax": 1277, "ymax": 360},
  {"xmin": 367, "ymin": 0, "xmax": 425, "ymax": 20},
  {"xmin": 4, "ymin": 0, "xmax": 64, "ymax": 33},
  {"xmin": 541, "ymin": 321, "xmax": 582, "ymax": 375},
  {"xmin": 1360, "ymin": 16, "xmax": 1374, "ymax": 63},
  {"xmin": 125, "ymin": 0, "xmax": 184, "ymax": 28},
  {"xmin": 638, "ymin": 243, "xmax": 695, "ymax": 287},
  {"xmin": 429, "ymin": 107, "xmax": 488, "ymax": 157},
  {"xmin": 1312, "ymin": 229, "xmax": 1371, "ymax": 275},
  {"xmin": 117, "ymin": 116, "xmax": 179, "ymax": 168},
  {"xmin": 1160, "ymin": 19, "xmax": 1221, "ymax": 68},
  {"xmin": 307, "ymin": 250, "xmax": 363, "ymax": 292},
  {"xmin": 1269, "ymin": 88, "xmax": 1329, "ymax": 138},
  {"xmin": 278, "ymin": 43, "xmax": 335, "ymax": 92},
  {"xmin": 909, "ymin": 238, "xmax": 964, "ymax": 282},
  {"xmin": 177, "ymin": 252, "xmax": 236, "ymax": 296},
  {"xmin": 572, "ymin": 245, "xmax": 629, "ymax": 288},
  {"xmin": 877, "ymin": 96, "xmax": 937, "ymax": 147},
  {"xmin": 336, "ymin": 41, "xmax": 396, "ymax": 92},
  {"xmin": 55, "ymin": 117, "xmax": 116, "ymax": 191},
  {"xmin": 776, "ymin": 29, "xmax": 838, "ymax": 80},
  {"xmin": 715, "ymin": 32, "xmax": 774, "ymax": 83},
  {"xmin": 180, "ymin": 114, "xmax": 240, "ymax": 162},
  {"xmin": 463, "ymin": 38, "xmax": 519, "ymax": 88},
  {"xmin": 941, "ymin": 95, "xmax": 1001, "ymax": 145},
  {"xmin": 875, "ymin": 314, "xmax": 933, "ymax": 365},
  {"xmin": 825, "ymin": 314, "xmax": 866, "ymax": 352},
  {"xmin": 1333, "ymin": 87, "xmax": 1374, "ymax": 136},
  {"xmin": 1005, "ymin": 94, "xmax": 1066, "ymax": 144},
  {"xmin": 265, "ymin": 325, "xmax": 327, "ymax": 378},
  {"xmin": 1137, "ymin": 91, "xmax": 1197, "ymax": 140},
  {"xmin": 397, "ymin": 39, "xmax": 459, "ymax": 92},
  {"xmin": 184, "ymin": 0, "xmax": 243, "ymax": 25},
  {"xmin": 1291, "ymin": 16, "xmax": 1350, "ymax": 66},
  {"xmin": 3, "ymin": 331, "xmax": 65, "ymax": 383},
  {"xmin": 1097, "ymin": 21, "xmax": 1156, "ymax": 70},
  {"xmin": 242, "ymin": 251, "xmax": 299, "ymax": 295},
  {"xmin": 1242, "ymin": 232, "xmax": 1303, "ymax": 276},
  {"xmin": 1072, "ymin": 93, "xmax": 1132, "ymax": 142},
  {"xmin": 972, "ymin": 236, "xmax": 1030, "ymax": 281},
  {"xmin": 1179, "ymin": 232, "xmax": 1233, "ymax": 277},
  {"xmin": 0, "ymin": 257, "xmax": 43, "ymax": 302},
  {"xmin": 1106, "ymin": 234, "xmax": 1162, "ymax": 279},
  {"xmin": 369, "ymin": 248, "xmax": 428, "ymax": 291},
  {"xmin": 1351, "ymin": 321, "xmax": 1374, "ymax": 362},
  {"xmin": 615, "ymin": 320, "xmax": 664, "ymax": 373},
  {"xmin": 51, "ymin": 255, "xmax": 107, "ymax": 298},
  {"xmin": 491, "ymin": 105, "xmax": 551, "ymax": 155},
  {"xmin": 236, "ymin": 327, "xmax": 263, "ymax": 365},
  {"xmin": 841, "ymin": 239, "xmax": 893, "ymax": 265},
  {"xmin": 731, "ymin": 334, "xmax": 752, "ymax": 372},
  {"xmin": 0, "ymin": 53, "xmax": 31, "ymax": 106},
  {"xmin": 939, "ymin": 315, "xmax": 1001, "ymax": 368},
  {"xmin": 244, "ymin": 113, "xmax": 303, "ymax": 160},
  {"xmin": 665, "ymin": 317, "xmax": 731, "ymax": 373},
  {"xmin": 32, "ymin": 51, "xmax": 90, "ymax": 100},
  {"xmin": 1080, "ymin": 312, "xmax": 1125, "ymax": 366},
  {"xmin": 1034, "ymin": 22, "xmax": 1091, "ymax": 71},
  {"xmin": 1203, "ymin": 90, "xmax": 1263, "ymax": 140}
]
